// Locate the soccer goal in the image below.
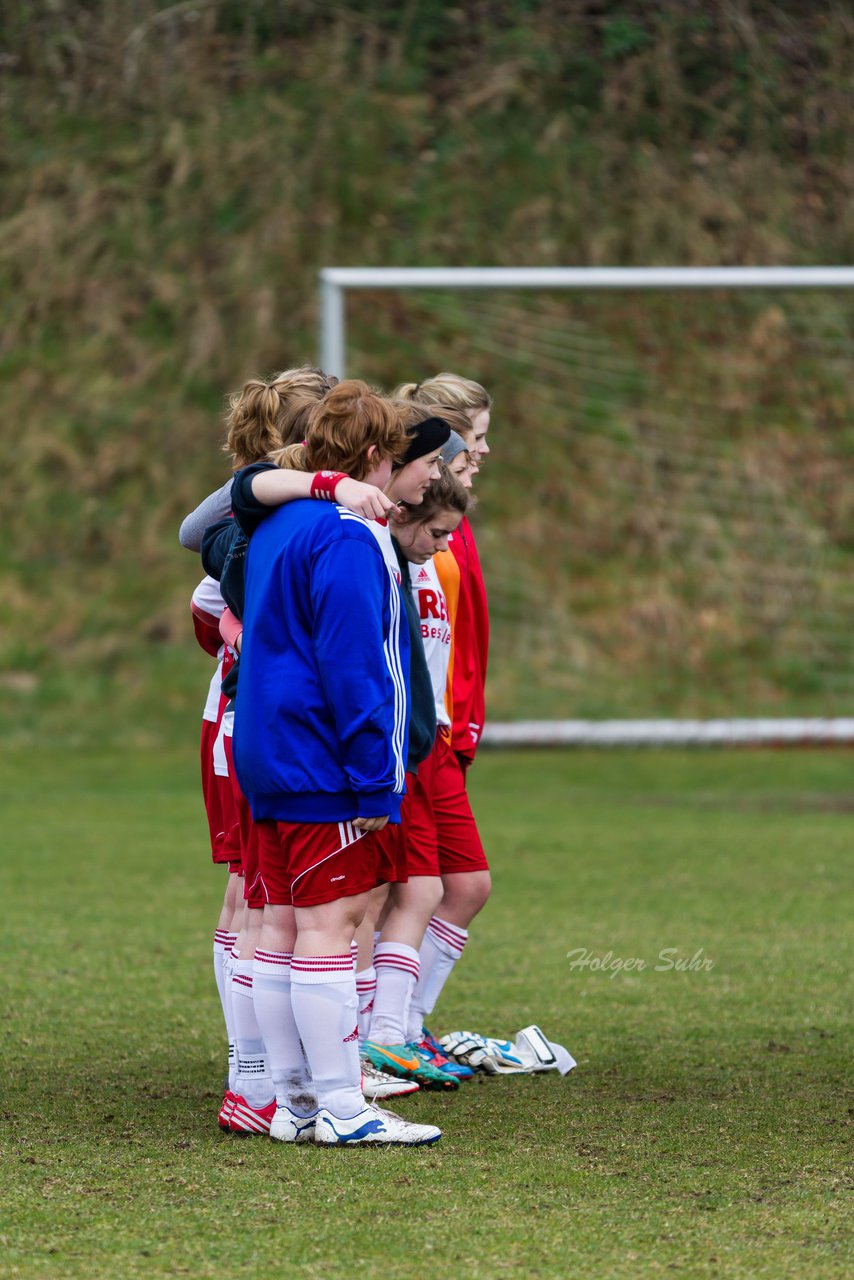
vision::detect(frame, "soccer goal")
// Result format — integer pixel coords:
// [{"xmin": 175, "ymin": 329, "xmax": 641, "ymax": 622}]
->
[{"xmin": 319, "ymin": 267, "xmax": 854, "ymax": 746}]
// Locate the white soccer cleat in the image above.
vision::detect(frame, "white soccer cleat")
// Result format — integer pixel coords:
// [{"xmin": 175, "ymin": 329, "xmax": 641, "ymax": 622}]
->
[
  {"xmin": 269, "ymin": 1105, "xmax": 318, "ymax": 1143},
  {"xmin": 314, "ymin": 1103, "xmax": 441, "ymax": 1147},
  {"xmin": 361, "ymin": 1059, "xmax": 420, "ymax": 1100}
]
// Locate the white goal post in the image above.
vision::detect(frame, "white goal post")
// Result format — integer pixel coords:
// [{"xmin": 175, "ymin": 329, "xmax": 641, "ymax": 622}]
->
[{"xmin": 318, "ymin": 266, "xmax": 854, "ymax": 747}]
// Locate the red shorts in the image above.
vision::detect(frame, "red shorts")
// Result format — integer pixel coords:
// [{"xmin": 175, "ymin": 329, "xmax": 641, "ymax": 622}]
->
[
  {"xmin": 255, "ymin": 819, "xmax": 391, "ymax": 908},
  {"xmin": 372, "ymin": 786, "xmax": 413, "ymax": 886},
  {"xmin": 200, "ymin": 716, "xmax": 242, "ymax": 867},
  {"xmin": 403, "ymin": 734, "xmax": 489, "ymax": 877},
  {"xmin": 223, "ymin": 735, "xmax": 264, "ymax": 905}
]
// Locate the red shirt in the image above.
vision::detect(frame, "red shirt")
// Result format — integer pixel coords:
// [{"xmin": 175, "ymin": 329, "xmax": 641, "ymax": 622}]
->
[{"xmin": 435, "ymin": 516, "xmax": 488, "ymax": 762}]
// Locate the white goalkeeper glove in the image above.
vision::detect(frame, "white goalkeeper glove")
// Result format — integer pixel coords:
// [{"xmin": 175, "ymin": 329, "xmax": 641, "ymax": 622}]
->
[{"xmin": 439, "ymin": 1025, "xmax": 576, "ymax": 1076}]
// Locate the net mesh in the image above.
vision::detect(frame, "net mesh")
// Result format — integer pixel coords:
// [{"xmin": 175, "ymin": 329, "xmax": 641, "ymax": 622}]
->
[{"xmin": 342, "ymin": 287, "xmax": 854, "ymax": 722}]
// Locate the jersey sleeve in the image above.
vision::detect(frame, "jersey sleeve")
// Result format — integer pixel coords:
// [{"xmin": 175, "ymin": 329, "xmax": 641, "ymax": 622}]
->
[
  {"xmin": 230, "ymin": 462, "xmax": 279, "ymax": 536},
  {"xmin": 446, "ymin": 518, "xmax": 488, "ymax": 760},
  {"xmin": 179, "ymin": 481, "xmax": 233, "ymax": 550}
]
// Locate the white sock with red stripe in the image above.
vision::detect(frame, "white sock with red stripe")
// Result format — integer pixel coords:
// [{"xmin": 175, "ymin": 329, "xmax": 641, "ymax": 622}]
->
[
  {"xmin": 213, "ymin": 929, "xmax": 231, "ymax": 1015},
  {"xmin": 253, "ymin": 950, "xmax": 317, "ymax": 1117},
  {"xmin": 290, "ymin": 954, "xmax": 363, "ymax": 1118},
  {"xmin": 369, "ymin": 942, "xmax": 420, "ymax": 1045},
  {"xmin": 231, "ymin": 960, "xmax": 274, "ymax": 1108},
  {"xmin": 214, "ymin": 931, "xmax": 236, "ymax": 1073},
  {"xmin": 223, "ymin": 940, "xmax": 238, "ymax": 1091},
  {"xmin": 355, "ymin": 967, "xmax": 377, "ymax": 1045},
  {"xmin": 407, "ymin": 917, "xmax": 468, "ymax": 1041}
]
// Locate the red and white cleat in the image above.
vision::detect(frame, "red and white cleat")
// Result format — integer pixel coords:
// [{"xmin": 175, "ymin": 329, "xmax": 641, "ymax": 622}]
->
[{"xmin": 227, "ymin": 1095, "xmax": 277, "ymax": 1135}]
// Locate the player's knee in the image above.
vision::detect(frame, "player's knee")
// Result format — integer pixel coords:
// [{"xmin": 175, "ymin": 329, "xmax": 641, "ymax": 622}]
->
[{"xmin": 440, "ymin": 870, "xmax": 491, "ymax": 919}]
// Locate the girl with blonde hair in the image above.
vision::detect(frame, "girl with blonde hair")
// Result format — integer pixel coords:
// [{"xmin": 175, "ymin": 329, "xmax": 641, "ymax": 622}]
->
[
  {"xmin": 394, "ymin": 371, "xmax": 492, "ymax": 465},
  {"xmin": 383, "ymin": 373, "xmax": 495, "ymax": 1064}
]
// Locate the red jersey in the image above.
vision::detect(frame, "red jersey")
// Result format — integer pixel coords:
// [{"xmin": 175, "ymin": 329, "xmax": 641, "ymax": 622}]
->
[{"xmin": 434, "ymin": 515, "xmax": 488, "ymax": 762}]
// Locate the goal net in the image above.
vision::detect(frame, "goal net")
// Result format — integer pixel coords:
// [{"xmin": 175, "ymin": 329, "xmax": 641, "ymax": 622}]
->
[{"xmin": 320, "ymin": 269, "xmax": 854, "ymax": 745}]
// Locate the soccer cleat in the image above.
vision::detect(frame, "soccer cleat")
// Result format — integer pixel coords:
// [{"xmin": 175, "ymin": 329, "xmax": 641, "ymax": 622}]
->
[
  {"xmin": 269, "ymin": 1105, "xmax": 318, "ymax": 1143},
  {"xmin": 227, "ymin": 1095, "xmax": 277, "ymax": 1135},
  {"xmin": 315, "ymin": 1103, "xmax": 441, "ymax": 1147},
  {"xmin": 218, "ymin": 1090, "xmax": 238, "ymax": 1130},
  {"xmin": 414, "ymin": 1035, "xmax": 474, "ymax": 1081},
  {"xmin": 362, "ymin": 1040, "xmax": 459, "ymax": 1091},
  {"xmin": 361, "ymin": 1059, "xmax": 420, "ymax": 1100}
]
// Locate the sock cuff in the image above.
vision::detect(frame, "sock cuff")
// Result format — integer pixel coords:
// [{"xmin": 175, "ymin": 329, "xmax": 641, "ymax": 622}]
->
[
  {"xmin": 355, "ymin": 966, "xmax": 377, "ymax": 993},
  {"xmin": 232, "ymin": 969, "xmax": 253, "ymax": 995},
  {"xmin": 427, "ymin": 916, "xmax": 468, "ymax": 956},
  {"xmin": 374, "ymin": 942, "xmax": 420, "ymax": 977},
  {"xmin": 253, "ymin": 950, "xmax": 292, "ymax": 978},
  {"xmin": 291, "ymin": 954, "xmax": 356, "ymax": 986}
]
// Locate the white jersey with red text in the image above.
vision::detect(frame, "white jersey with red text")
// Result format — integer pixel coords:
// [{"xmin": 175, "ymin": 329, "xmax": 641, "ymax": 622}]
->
[{"xmin": 410, "ymin": 557, "xmax": 451, "ymax": 728}]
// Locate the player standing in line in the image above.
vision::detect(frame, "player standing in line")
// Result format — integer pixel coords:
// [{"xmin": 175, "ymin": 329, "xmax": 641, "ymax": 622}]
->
[
  {"xmin": 362, "ymin": 466, "xmax": 477, "ymax": 1086},
  {"xmin": 394, "ymin": 375, "xmax": 493, "ymax": 1052},
  {"xmin": 189, "ymin": 574, "xmax": 243, "ymax": 1099},
  {"xmin": 233, "ymin": 381, "xmax": 441, "ymax": 1146},
  {"xmin": 204, "ymin": 425, "xmax": 409, "ymax": 1124},
  {"xmin": 395, "ymin": 375, "xmax": 491, "ymax": 766},
  {"xmin": 180, "ymin": 367, "xmax": 340, "ymax": 1131}
]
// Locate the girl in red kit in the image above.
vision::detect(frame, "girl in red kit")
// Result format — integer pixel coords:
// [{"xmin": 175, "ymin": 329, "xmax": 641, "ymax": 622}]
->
[
  {"xmin": 395, "ymin": 375, "xmax": 492, "ymax": 768},
  {"xmin": 392, "ymin": 374, "xmax": 494, "ymax": 1054}
]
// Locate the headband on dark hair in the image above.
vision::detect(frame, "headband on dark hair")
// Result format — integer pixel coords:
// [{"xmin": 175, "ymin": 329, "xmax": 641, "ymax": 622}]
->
[
  {"xmin": 396, "ymin": 415, "xmax": 451, "ymax": 467},
  {"xmin": 441, "ymin": 430, "xmax": 469, "ymax": 465}
]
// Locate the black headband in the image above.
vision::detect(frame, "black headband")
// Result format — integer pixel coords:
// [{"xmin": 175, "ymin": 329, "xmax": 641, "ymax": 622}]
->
[{"xmin": 397, "ymin": 415, "xmax": 452, "ymax": 467}]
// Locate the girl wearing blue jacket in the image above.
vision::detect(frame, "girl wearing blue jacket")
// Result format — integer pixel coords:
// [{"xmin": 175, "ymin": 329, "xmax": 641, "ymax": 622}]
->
[{"xmin": 233, "ymin": 380, "xmax": 441, "ymax": 1148}]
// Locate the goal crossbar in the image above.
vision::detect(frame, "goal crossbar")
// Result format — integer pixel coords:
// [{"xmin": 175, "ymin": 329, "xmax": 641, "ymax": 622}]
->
[{"xmin": 319, "ymin": 266, "xmax": 854, "ymax": 377}]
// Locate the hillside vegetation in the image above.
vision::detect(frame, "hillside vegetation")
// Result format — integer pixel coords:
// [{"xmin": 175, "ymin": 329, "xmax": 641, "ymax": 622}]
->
[{"xmin": 1, "ymin": 2, "xmax": 852, "ymax": 742}]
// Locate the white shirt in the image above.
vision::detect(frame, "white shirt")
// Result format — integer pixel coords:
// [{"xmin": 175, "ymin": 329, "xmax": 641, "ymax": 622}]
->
[{"xmin": 409, "ymin": 557, "xmax": 451, "ymax": 728}]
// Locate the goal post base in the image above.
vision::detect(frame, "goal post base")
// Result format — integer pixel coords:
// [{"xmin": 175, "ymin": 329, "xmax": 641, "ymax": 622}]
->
[{"xmin": 480, "ymin": 719, "xmax": 854, "ymax": 748}]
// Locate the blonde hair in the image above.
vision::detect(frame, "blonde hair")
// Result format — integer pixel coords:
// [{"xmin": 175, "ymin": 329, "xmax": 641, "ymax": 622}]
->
[
  {"xmin": 273, "ymin": 380, "xmax": 409, "ymax": 482},
  {"xmin": 394, "ymin": 372, "xmax": 492, "ymax": 415},
  {"xmin": 392, "ymin": 399, "xmax": 450, "ymax": 433},
  {"xmin": 424, "ymin": 402, "xmax": 476, "ymax": 447},
  {"xmin": 224, "ymin": 366, "xmax": 337, "ymax": 467}
]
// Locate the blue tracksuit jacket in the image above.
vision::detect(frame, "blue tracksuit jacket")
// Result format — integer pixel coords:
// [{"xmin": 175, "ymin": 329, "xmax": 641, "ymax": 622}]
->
[{"xmin": 233, "ymin": 499, "xmax": 409, "ymax": 824}]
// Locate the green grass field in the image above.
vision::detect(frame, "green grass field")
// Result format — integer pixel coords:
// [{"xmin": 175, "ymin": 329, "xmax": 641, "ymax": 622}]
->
[{"xmin": 3, "ymin": 746, "xmax": 852, "ymax": 1279}]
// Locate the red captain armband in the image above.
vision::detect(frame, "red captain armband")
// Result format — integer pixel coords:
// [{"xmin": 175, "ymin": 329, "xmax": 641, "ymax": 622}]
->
[{"xmin": 310, "ymin": 471, "xmax": 348, "ymax": 501}]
